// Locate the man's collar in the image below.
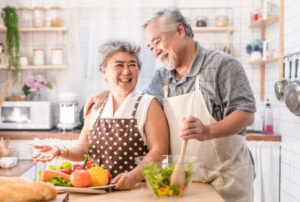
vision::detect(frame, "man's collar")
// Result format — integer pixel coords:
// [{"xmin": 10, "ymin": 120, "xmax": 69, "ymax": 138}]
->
[{"xmin": 169, "ymin": 41, "xmax": 207, "ymax": 81}]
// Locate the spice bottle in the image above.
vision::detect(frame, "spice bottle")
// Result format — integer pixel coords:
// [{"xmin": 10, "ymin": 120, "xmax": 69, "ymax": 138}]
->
[{"xmin": 264, "ymin": 99, "xmax": 273, "ymax": 135}]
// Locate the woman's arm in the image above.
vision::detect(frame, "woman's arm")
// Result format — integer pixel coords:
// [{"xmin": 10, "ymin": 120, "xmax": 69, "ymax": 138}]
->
[
  {"xmin": 113, "ymin": 98, "xmax": 169, "ymax": 189},
  {"xmin": 57, "ymin": 114, "xmax": 92, "ymax": 161},
  {"xmin": 32, "ymin": 113, "xmax": 92, "ymax": 162}
]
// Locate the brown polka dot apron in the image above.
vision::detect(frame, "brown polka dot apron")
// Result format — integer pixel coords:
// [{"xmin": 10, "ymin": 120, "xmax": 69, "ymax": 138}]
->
[{"xmin": 88, "ymin": 93, "xmax": 148, "ymax": 177}]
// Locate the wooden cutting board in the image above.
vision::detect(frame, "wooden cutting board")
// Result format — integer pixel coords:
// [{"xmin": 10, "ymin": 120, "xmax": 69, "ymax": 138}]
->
[{"xmin": 47, "ymin": 193, "xmax": 69, "ymax": 202}]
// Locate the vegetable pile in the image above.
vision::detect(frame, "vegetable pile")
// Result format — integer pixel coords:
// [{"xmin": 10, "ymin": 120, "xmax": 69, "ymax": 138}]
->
[
  {"xmin": 142, "ymin": 162, "xmax": 192, "ymax": 197},
  {"xmin": 39, "ymin": 155, "xmax": 112, "ymax": 188}
]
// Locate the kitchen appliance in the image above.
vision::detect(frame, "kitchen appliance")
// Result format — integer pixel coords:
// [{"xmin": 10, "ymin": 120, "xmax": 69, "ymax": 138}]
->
[
  {"xmin": 0, "ymin": 101, "xmax": 52, "ymax": 130},
  {"xmin": 57, "ymin": 92, "xmax": 79, "ymax": 130},
  {"xmin": 274, "ymin": 61, "xmax": 287, "ymax": 100}
]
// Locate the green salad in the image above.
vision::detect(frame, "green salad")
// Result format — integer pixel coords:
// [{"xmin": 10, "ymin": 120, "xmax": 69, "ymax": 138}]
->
[{"xmin": 142, "ymin": 162, "xmax": 192, "ymax": 196}]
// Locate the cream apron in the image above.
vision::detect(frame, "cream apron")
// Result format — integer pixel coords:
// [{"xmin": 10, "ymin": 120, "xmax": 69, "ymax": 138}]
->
[{"xmin": 164, "ymin": 75, "xmax": 254, "ymax": 202}]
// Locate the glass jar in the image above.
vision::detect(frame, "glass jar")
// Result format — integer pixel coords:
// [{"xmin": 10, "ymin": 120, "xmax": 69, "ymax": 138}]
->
[
  {"xmin": 215, "ymin": 16, "xmax": 228, "ymax": 27},
  {"xmin": 195, "ymin": 16, "xmax": 208, "ymax": 27},
  {"xmin": 51, "ymin": 48, "xmax": 63, "ymax": 65},
  {"xmin": 33, "ymin": 49, "xmax": 45, "ymax": 65},
  {"xmin": 47, "ymin": 7, "xmax": 61, "ymax": 27},
  {"xmin": 33, "ymin": 7, "xmax": 45, "ymax": 27},
  {"xmin": 18, "ymin": 7, "xmax": 32, "ymax": 27}
]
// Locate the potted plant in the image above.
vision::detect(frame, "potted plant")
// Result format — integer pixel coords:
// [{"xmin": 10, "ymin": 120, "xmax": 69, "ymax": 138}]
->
[{"xmin": 1, "ymin": 6, "xmax": 20, "ymax": 80}]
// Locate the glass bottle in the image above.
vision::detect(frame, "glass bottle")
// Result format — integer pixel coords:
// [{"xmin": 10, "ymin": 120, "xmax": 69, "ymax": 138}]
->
[
  {"xmin": 18, "ymin": 7, "xmax": 32, "ymax": 28},
  {"xmin": 33, "ymin": 7, "xmax": 45, "ymax": 27},
  {"xmin": 47, "ymin": 6, "xmax": 61, "ymax": 27},
  {"xmin": 264, "ymin": 99, "xmax": 273, "ymax": 135}
]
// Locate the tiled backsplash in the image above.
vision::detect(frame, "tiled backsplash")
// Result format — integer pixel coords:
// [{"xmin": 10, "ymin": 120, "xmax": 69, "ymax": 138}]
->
[{"xmin": 1, "ymin": 0, "xmax": 299, "ymax": 200}]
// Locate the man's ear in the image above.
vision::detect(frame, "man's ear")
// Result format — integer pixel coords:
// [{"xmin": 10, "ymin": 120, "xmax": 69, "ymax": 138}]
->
[{"xmin": 177, "ymin": 24, "xmax": 186, "ymax": 37}]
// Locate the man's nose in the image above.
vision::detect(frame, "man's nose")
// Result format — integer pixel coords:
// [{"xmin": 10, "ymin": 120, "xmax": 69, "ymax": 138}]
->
[{"xmin": 153, "ymin": 47, "xmax": 162, "ymax": 58}]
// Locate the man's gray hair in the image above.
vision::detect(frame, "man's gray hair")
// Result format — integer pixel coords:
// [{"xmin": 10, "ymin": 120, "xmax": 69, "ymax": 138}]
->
[
  {"xmin": 143, "ymin": 7, "xmax": 194, "ymax": 38},
  {"xmin": 98, "ymin": 40, "xmax": 141, "ymax": 71}
]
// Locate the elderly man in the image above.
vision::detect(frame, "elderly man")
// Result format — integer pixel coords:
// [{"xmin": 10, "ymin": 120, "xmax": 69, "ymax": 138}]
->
[{"xmin": 85, "ymin": 7, "xmax": 256, "ymax": 202}]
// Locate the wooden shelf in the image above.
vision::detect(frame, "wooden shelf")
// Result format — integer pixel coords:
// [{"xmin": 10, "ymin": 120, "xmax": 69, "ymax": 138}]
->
[
  {"xmin": 249, "ymin": 57, "xmax": 279, "ymax": 65},
  {"xmin": 192, "ymin": 26, "xmax": 235, "ymax": 34},
  {"xmin": 248, "ymin": 16, "xmax": 279, "ymax": 28},
  {"xmin": 0, "ymin": 25, "xmax": 67, "ymax": 32},
  {"xmin": 0, "ymin": 65, "xmax": 68, "ymax": 69}
]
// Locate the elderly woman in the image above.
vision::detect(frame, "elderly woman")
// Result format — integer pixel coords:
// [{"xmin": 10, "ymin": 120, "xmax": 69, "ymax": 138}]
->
[{"xmin": 32, "ymin": 40, "xmax": 169, "ymax": 190}]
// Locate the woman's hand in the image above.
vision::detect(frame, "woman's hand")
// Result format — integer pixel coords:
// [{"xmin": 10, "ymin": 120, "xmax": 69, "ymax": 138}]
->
[
  {"xmin": 31, "ymin": 145, "xmax": 59, "ymax": 163},
  {"xmin": 112, "ymin": 172, "xmax": 137, "ymax": 190}
]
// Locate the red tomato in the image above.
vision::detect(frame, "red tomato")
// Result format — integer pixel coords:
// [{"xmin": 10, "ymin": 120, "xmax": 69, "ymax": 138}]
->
[
  {"xmin": 107, "ymin": 171, "xmax": 112, "ymax": 183},
  {"xmin": 58, "ymin": 169, "xmax": 70, "ymax": 175},
  {"xmin": 70, "ymin": 170, "xmax": 91, "ymax": 188}
]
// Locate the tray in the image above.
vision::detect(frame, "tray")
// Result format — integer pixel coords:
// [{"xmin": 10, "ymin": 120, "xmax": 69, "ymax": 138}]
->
[{"xmin": 56, "ymin": 183, "xmax": 116, "ymax": 194}]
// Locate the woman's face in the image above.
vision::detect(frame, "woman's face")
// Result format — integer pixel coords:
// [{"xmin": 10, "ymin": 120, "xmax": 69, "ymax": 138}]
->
[{"xmin": 102, "ymin": 51, "xmax": 139, "ymax": 97}]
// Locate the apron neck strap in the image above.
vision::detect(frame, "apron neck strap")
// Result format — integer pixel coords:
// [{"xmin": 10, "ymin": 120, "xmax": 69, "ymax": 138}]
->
[
  {"xmin": 164, "ymin": 77, "xmax": 171, "ymax": 98},
  {"xmin": 195, "ymin": 74, "xmax": 200, "ymax": 91},
  {"xmin": 98, "ymin": 97, "xmax": 109, "ymax": 117},
  {"xmin": 131, "ymin": 92, "xmax": 145, "ymax": 118}
]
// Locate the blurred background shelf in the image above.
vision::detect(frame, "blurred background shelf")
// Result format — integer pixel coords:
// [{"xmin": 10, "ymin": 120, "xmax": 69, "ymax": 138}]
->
[
  {"xmin": 248, "ymin": 16, "xmax": 279, "ymax": 28},
  {"xmin": 0, "ymin": 65, "xmax": 68, "ymax": 69}
]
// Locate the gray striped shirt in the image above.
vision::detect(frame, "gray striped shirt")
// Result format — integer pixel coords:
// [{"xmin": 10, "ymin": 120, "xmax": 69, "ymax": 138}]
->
[{"xmin": 144, "ymin": 42, "xmax": 256, "ymax": 135}]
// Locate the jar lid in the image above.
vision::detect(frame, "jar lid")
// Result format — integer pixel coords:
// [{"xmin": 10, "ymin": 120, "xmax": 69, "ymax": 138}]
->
[
  {"xmin": 18, "ymin": 7, "xmax": 32, "ymax": 10},
  {"xmin": 33, "ymin": 7, "xmax": 46, "ymax": 10},
  {"xmin": 51, "ymin": 48, "xmax": 63, "ymax": 50},
  {"xmin": 50, "ymin": 6, "xmax": 61, "ymax": 10},
  {"xmin": 216, "ymin": 15, "xmax": 228, "ymax": 19},
  {"xmin": 33, "ymin": 48, "xmax": 44, "ymax": 51}
]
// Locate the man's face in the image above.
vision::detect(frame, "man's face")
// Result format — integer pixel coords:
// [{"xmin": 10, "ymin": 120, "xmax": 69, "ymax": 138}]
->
[{"xmin": 145, "ymin": 20, "xmax": 181, "ymax": 71}]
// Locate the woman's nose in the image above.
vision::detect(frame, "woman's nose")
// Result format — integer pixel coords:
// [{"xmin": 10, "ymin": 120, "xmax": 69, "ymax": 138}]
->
[{"xmin": 122, "ymin": 66, "xmax": 131, "ymax": 74}]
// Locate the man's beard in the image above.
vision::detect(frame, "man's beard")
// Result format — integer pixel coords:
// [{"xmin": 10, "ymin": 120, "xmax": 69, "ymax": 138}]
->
[{"xmin": 158, "ymin": 53, "xmax": 176, "ymax": 71}]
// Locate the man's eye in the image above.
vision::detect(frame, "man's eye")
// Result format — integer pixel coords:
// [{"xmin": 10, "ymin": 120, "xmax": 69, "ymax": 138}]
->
[
  {"xmin": 116, "ymin": 64, "xmax": 123, "ymax": 67},
  {"xmin": 155, "ymin": 40, "xmax": 160, "ymax": 45}
]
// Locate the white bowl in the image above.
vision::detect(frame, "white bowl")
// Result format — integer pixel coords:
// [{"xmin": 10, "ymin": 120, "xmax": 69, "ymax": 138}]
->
[{"xmin": 0, "ymin": 157, "xmax": 18, "ymax": 168}]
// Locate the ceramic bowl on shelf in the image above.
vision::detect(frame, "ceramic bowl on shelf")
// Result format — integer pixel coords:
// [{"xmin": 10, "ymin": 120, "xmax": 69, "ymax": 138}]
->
[
  {"xmin": 0, "ymin": 157, "xmax": 18, "ymax": 168},
  {"xmin": 135, "ymin": 155, "xmax": 201, "ymax": 197}
]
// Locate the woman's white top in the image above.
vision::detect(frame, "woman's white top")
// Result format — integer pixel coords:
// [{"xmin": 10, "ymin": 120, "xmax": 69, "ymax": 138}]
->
[{"xmin": 89, "ymin": 90, "xmax": 155, "ymax": 145}]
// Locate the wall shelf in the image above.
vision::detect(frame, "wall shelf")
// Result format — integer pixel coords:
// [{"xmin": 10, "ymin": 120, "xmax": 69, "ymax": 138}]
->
[
  {"xmin": 248, "ymin": 16, "xmax": 279, "ymax": 29},
  {"xmin": 0, "ymin": 65, "xmax": 68, "ymax": 69},
  {"xmin": 192, "ymin": 26, "xmax": 235, "ymax": 34},
  {"xmin": 0, "ymin": 25, "xmax": 67, "ymax": 32},
  {"xmin": 249, "ymin": 57, "xmax": 279, "ymax": 65}
]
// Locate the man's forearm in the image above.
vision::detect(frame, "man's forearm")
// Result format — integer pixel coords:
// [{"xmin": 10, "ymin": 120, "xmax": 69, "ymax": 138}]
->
[{"xmin": 207, "ymin": 110, "xmax": 254, "ymax": 139}]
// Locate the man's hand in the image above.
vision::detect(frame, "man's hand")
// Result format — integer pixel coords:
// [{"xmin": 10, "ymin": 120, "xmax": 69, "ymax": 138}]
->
[
  {"xmin": 83, "ymin": 91, "xmax": 110, "ymax": 118},
  {"xmin": 180, "ymin": 116, "xmax": 210, "ymax": 141}
]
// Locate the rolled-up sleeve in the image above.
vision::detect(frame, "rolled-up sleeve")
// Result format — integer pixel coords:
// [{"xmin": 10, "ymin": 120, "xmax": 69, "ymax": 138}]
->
[
  {"xmin": 217, "ymin": 59, "xmax": 256, "ymax": 117},
  {"xmin": 143, "ymin": 67, "xmax": 168, "ymax": 106}
]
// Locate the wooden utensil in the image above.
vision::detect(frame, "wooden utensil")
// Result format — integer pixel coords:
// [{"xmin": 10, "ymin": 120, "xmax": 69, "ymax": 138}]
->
[
  {"xmin": 170, "ymin": 139, "xmax": 188, "ymax": 186},
  {"xmin": 0, "ymin": 79, "xmax": 13, "ymax": 108}
]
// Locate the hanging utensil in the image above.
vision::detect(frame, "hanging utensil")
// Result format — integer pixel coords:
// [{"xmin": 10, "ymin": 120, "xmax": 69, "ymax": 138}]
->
[
  {"xmin": 284, "ymin": 58, "xmax": 300, "ymax": 115},
  {"xmin": 274, "ymin": 59, "xmax": 289, "ymax": 101}
]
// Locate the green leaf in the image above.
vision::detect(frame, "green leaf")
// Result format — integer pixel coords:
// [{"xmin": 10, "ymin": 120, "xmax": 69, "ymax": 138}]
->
[{"xmin": 46, "ymin": 82, "xmax": 53, "ymax": 89}]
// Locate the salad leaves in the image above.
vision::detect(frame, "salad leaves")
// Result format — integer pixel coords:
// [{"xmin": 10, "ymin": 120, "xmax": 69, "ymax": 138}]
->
[{"xmin": 142, "ymin": 162, "xmax": 193, "ymax": 196}]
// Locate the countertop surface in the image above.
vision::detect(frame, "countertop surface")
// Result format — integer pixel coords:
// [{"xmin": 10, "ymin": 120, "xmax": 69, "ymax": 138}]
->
[
  {"xmin": 0, "ymin": 159, "xmax": 34, "ymax": 177},
  {"xmin": 0, "ymin": 130, "xmax": 281, "ymax": 141},
  {"xmin": 69, "ymin": 182, "xmax": 225, "ymax": 202}
]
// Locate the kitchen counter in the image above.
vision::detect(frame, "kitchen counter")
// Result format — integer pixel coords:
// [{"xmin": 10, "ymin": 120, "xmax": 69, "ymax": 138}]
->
[
  {"xmin": 0, "ymin": 159, "xmax": 34, "ymax": 177},
  {"xmin": 0, "ymin": 130, "xmax": 281, "ymax": 141},
  {"xmin": 69, "ymin": 182, "xmax": 225, "ymax": 202}
]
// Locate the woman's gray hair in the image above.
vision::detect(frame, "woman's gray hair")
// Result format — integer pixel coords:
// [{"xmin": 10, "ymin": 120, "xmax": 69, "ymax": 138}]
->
[
  {"xmin": 98, "ymin": 40, "xmax": 141, "ymax": 71},
  {"xmin": 143, "ymin": 7, "xmax": 194, "ymax": 38}
]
